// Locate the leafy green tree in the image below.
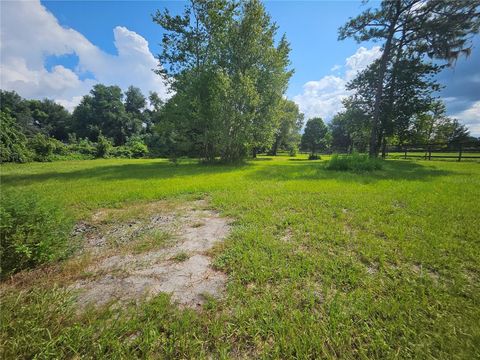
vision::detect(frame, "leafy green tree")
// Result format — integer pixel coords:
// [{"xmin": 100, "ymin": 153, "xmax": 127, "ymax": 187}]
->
[
  {"xmin": 0, "ymin": 90, "xmax": 36, "ymax": 136},
  {"xmin": 72, "ymin": 84, "xmax": 130, "ymax": 145},
  {"xmin": 269, "ymin": 99, "xmax": 303, "ymax": 156},
  {"xmin": 345, "ymin": 56, "xmax": 441, "ymax": 155},
  {"xmin": 28, "ymin": 99, "xmax": 72, "ymax": 141},
  {"xmin": 339, "ymin": 0, "xmax": 480, "ymax": 156},
  {"xmin": 301, "ymin": 117, "xmax": 329, "ymax": 157},
  {"xmin": 125, "ymin": 86, "xmax": 146, "ymax": 114},
  {"xmin": 409, "ymin": 102, "xmax": 470, "ymax": 146},
  {"xmin": 153, "ymin": 0, "xmax": 292, "ymax": 162},
  {"xmin": 0, "ymin": 111, "xmax": 31, "ymax": 163},
  {"xmin": 0, "ymin": 91, "xmax": 72, "ymax": 141}
]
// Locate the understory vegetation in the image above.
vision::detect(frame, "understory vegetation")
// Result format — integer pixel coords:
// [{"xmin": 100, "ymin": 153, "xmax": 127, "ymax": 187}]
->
[
  {"xmin": 326, "ymin": 153, "xmax": 384, "ymax": 172},
  {"xmin": 1, "ymin": 156, "xmax": 479, "ymax": 358},
  {"xmin": 0, "ymin": 191, "xmax": 73, "ymax": 278}
]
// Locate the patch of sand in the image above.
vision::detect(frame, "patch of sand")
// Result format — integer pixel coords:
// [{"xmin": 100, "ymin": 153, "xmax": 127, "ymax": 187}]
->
[{"xmin": 69, "ymin": 201, "xmax": 231, "ymax": 309}]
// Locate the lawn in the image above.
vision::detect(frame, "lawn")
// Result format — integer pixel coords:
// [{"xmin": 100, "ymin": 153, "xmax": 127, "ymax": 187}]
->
[{"xmin": 1, "ymin": 155, "xmax": 479, "ymax": 359}]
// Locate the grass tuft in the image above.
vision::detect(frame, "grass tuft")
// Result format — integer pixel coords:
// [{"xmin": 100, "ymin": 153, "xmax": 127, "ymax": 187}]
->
[{"xmin": 326, "ymin": 153, "xmax": 383, "ymax": 171}]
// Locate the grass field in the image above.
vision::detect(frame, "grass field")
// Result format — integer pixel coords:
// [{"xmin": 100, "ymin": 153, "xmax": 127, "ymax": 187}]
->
[{"xmin": 1, "ymin": 155, "xmax": 479, "ymax": 359}]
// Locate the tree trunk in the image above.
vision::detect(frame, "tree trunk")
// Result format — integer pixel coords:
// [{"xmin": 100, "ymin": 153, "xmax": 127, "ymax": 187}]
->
[
  {"xmin": 269, "ymin": 136, "xmax": 280, "ymax": 156},
  {"xmin": 369, "ymin": 1, "xmax": 401, "ymax": 158},
  {"xmin": 381, "ymin": 134, "xmax": 387, "ymax": 159}
]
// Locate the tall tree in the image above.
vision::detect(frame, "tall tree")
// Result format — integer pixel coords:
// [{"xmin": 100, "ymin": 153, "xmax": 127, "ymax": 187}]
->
[
  {"xmin": 269, "ymin": 99, "xmax": 303, "ymax": 156},
  {"xmin": 28, "ymin": 99, "xmax": 72, "ymax": 141},
  {"xmin": 339, "ymin": 0, "xmax": 480, "ymax": 156},
  {"xmin": 301, "ymin": 117, "xmax": 329, "ymax": 157},
  {"xmin": 153, "ymin": 0, "xmax": 293, "ymax": 162},
  {"xmin": 345, "ymin": 56, "xmax": 441, "ymax": 155},
  {"xmin": 72, "ymin": 84, "xmax": 130, "ymax": 145}
]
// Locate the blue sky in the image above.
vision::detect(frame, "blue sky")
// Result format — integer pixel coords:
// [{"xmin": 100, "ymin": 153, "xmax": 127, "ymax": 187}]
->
[{"xmin": 1, "ymin": 1, "xmax": 479, "ymax": 135}]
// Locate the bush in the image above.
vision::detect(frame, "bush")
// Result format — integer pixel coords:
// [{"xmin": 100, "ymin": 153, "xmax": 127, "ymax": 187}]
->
[
  {"xmin": 0, "ymin": 111, "xmax": 32, "ymax": 163},
  {"xmin": 95, "ymin": 135, "xmax": 112, "ymax": 158},
  {"xmin": 110, "ymin": 146, "xmax": 133, "ymax": 158},
  {"xmin": 71, "ymin": 138, "xmax": 96, "ymax": 156},
  {"xmin": 308, "ymin": 154, "xmax": 320, "ymax": 160},
  {"xmin": 326, "ymin": 153, "xmax": 383, "ymax": 172},
  {"xmin": 28, "ymin": 133, "xmax": 57, "ymax": 162},
  {"xmin": 0, "ymin": 191, "xmax": 73, "ymax": 278},
  {"xmin": 126, "ymin": 138, "xmax": 149, "ymax": 158}
]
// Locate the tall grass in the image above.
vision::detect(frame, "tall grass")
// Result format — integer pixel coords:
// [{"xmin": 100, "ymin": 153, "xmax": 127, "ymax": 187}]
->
[
  {"xmin": 326, "ymin": 153, "xmax": 383, "ymax": 171},
  {"xmin": 0, "ymin": 190, "xmax": 73, "ymax": 278}
]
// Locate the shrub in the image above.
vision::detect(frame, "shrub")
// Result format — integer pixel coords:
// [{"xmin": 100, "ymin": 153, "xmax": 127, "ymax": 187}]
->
[
  {"xmin": 308, "ymin": 154, "xmax": 320, "ymax": 160},
  {"xmin": 72, "ymin": 138, "xmax": 96, "ymax": 156},
  {"xmin": 0, "ymin": 111, "xmax": 32, "ymax": 163},
  {"xmin": 95, "ymin": 135, "xmax": 112, "ymax": 158},
  {"xmin": 111, "ymin": 146, "xmax": 133, "ymax": 158},
  {"xmin": 0, "ymin": 191, "xmax": 73, "ymax": 278},
  {"xmin": 326, "ymin": 153, "xmax": 383, "ymax": 172},
  {"xmin": 126, "ymin": 136, "xmax": 149, "ymax": 158},
  {"xmin": 28, "ymin": 133, "xmax": 57, "ymax": 162}
]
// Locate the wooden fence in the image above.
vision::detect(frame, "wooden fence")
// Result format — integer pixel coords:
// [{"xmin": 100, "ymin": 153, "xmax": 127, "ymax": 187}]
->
[{"xmin": 385, "ymin": 142, "xmax": 480, "ymax": 161}]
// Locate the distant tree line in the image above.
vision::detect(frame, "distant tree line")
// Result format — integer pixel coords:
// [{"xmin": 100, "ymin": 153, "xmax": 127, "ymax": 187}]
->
[
  {"xmin": 0, "ymin": 86, "xmax": 155, "ymax": 162},
  {"xmin": 2, "ymin": 0, "xmax": 479, "ymax": 163}
]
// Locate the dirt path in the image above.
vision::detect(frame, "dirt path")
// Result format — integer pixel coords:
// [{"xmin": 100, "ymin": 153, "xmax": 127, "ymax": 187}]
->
[{"xmin": 69, "ymin": 200, "xmax": 231, "ymax": 309}]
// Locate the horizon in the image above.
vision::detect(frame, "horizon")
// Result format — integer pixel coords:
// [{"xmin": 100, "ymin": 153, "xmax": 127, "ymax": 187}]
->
[{"xmin": 1, "ymin": 0, "xmax": 479, "ymax": 135}]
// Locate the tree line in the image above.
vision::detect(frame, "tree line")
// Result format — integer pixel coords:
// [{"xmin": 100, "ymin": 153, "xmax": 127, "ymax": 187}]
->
[
  {"xmin": 1, "ymin": 0, "xmax": 479, "ymax": 163},
  {"xmin": 336, "ymin": 0, "xmax": 480, "ymax": 157}
]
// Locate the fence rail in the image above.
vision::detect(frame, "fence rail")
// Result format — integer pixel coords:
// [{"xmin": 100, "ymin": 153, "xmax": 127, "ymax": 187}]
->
[{"xmin": 385, "ymin": 143, "xmax": 480, "ymax": 161}]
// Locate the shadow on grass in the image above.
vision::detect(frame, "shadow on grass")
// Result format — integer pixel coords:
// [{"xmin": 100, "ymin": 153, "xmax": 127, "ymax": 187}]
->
[
  {"xmin": 248, "ymin": 160, "xmax": 456, "ymax": 183},
  {"xmin": 1, "ymin": 159, "xmax": 460, "ymax": 188},
  {"xmin": 1, "ymin": 160, "xmax": 249, "ymax": 187}
]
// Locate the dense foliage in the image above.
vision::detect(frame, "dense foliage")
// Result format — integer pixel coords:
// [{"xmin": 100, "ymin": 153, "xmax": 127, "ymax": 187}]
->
[
  {"xmin": 0, "ymin": 89, "xmax": 156, "ymax": 162},
  {"xmin": 326, "ymin": 153, "xmax": 384, "ymax": 172},
  {"xmin": 338, "ymin": 0, "xmax": 480, "ymax": 157},
  {"xmin": 153, "ymin": 0, "xmax": 295, "ymax": 162},
  {"xmin": 301, "ymin": 117, "xmax": 329, "ymax": 158},
  {"xmin": 0, "ymin": 191, "xmax": 73, "ymax": 278}
]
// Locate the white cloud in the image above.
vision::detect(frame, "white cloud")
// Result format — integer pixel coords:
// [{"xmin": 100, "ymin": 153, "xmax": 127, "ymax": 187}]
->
[
  {"xmin": 293, "ymin": 46, "xmax": 381, "ymax": 121},
  {"xmin": 330, "ymin": 64, "xmax": 342, "ymax": 72},
  {"xmin": 452, "ymin": 101, "xmax": 480, "ymax": 136},
  {"xmin": 0, "ymin": 0, "xmax": 169, "ymax": 111}
]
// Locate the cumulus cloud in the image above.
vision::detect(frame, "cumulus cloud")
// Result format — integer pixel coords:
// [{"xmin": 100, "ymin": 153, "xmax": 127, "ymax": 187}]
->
[
  {"xmin": 293, "ymin": 46, "xmax": 381, "ymax": 121},
  {"xmin": 452, "ymin": 101, "xmax": 480, "ymax": 136},
  {"xmin": 0, "ymin": 0, "xmax": 169, "ymax": 111}
]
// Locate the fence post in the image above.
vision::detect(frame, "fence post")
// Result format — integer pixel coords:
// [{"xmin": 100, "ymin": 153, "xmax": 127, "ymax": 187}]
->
[
  {"xmin": 428, "ymin": 145, "xmax": 432, "ymax": 160},
  {"xmin": 458, "ymin": 143, "xmax": 463, "ymax": 162}
]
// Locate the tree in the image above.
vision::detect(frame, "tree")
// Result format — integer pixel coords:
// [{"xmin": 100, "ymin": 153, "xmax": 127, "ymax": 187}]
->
[
  {"xmin": 409, "ymin": 103, "xmax": 470, "ymax": 145},
  {"xmin": 153, "ymin": 0, "xmax": 293, "ymax": 162},
  {"xmin": 28, "ymin": 99, "xmax": 72, "ymax": 141},
  {"xmin": 125, "ymin": 86, "xmax": 146, "ymax": 114},
  {"xmin": 345, "ymin": 56, "xmax": 442, "ymax": 155},
  {"xmin": 339, "ymin": 0, "xmax": 480, "ymax": 157},
  {"xmin": 301, "ymin": 117, "xmax": 329, "ymax": 158},
  {"xmin": 0, "ymin": 90, "xmax": 36, "ymax": 136},
  {"xmin": 0, "ymin": 111, "xmax": 31, "ymax": 163},
  {"xmin": 72, "ymin": 84, "xmax": 131, "ymax": 145},
  {"xmin": 269, "ymin": 99, "xmax": 303, "ymax": 156}
]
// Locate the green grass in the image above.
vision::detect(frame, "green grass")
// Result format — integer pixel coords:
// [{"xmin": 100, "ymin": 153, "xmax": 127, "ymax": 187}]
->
[{"xmin": 1, "ymin": 155, "xmax": 479, "ymax": 358}]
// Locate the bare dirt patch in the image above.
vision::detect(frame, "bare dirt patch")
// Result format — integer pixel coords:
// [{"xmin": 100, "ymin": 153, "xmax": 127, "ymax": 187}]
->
[{"xmin": 69, "ymin": 199, "xmax": 231, "ymax": 309}]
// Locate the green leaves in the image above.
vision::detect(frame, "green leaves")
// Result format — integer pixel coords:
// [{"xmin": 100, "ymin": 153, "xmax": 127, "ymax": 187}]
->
[{"xmin": 153, "ymin": 0, "xmax": 293, "ymax": 162}]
